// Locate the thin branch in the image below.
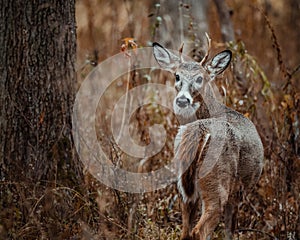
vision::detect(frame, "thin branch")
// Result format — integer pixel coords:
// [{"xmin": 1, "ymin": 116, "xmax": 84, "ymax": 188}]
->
[
  {"xmin": 116, "ymin": 57, "xmax": 131, "ymax": 144},
  {"xmin": 237, "ymin": 228, "xmax": 278, "ymax": 240},
  {"xmin": 259, "ymin": 8, "xmax": 290, "ymax": 81},
  {"xmin": 290, "ymin": 63, "xmax": 300, "ymax": 77},
  {"xmin": 283, "ymin": 62, "xmax": 300, "ymax": 91},
  {"xmin": 179, "ymin": 42, "xmax": 184, "ymax": 62}
]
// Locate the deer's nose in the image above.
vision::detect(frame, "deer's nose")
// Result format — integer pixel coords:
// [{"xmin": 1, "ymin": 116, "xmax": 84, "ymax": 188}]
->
[{"xmin": 176, "ymin": 96, "xmax": 190, "ymax": 108}]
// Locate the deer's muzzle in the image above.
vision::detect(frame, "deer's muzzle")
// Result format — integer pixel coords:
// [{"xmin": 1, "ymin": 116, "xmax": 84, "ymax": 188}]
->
[{"xmin": 176, "ymin": 95, "xmax": 190, "ymax": 108}]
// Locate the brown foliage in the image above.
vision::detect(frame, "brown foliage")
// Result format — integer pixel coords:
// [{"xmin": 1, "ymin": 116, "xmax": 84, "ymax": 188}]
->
[
  {"xmin": 1, "ymin": 0, "xmax": 299, "ymax": 239},
  {"xmin": 77, "ymin": 0, "xmax": 300, "ymax": 239}
]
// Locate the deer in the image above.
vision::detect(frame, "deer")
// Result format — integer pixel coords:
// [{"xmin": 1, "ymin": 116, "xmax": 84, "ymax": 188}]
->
[{"xmin": 152, "ymin": 36, "xmax": 264, "ymax": 240}]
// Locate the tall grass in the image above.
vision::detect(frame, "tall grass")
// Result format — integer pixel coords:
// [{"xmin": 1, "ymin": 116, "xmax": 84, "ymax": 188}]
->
[
  {"xmin": 75, "ymin": 0, "xmax": 299, "ymax": 239},
  {"xmin": 2, "ymin": 0, "xmax": 298, "ymax": 239}
]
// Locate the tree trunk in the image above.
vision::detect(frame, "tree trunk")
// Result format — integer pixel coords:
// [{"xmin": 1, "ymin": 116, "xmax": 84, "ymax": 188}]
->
[
  {"xmin": 212, "ymin": 0, "xmax": 235, "ymax": 42},
  {"xmin": 0, "ymin": 0, "xmax": 81, "ymax": 182},
  {"xmin": 0, "ymin": 1, "xmax": 85, "ymax": 238}
]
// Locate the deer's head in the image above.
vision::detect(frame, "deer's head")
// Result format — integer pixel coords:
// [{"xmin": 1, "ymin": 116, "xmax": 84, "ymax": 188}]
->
[{"xmin": 153, "ymin": 40, "xmax": 232, "ymax": 122}]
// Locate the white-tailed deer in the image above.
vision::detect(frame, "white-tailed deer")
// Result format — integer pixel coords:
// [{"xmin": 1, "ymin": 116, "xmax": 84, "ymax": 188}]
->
[{"xmin": 153, "ymin": 38, "xmax": 264, "ymax": 240}]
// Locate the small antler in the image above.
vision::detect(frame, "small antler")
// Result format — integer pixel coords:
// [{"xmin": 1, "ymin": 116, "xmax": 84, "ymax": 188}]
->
[
  {"xmin": 179, "ymin": 42, "xmax": 184, "ymax": 62},
  {"xmin": 200, "ymin": 33, "xmax": 211, "ymax": 66}
]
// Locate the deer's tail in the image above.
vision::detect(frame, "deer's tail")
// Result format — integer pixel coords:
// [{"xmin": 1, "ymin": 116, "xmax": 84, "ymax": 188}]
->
[{"xmin": 175, "ymin": 122, "xmax": 211, "ymax": 203}]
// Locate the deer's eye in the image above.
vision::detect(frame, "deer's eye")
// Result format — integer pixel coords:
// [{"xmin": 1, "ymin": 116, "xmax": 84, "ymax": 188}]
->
[
  {"xmin": 196, "ymin": 76, "xmax": 203, "ymax": 84},
  {"xmin": 175, "ymin": 74, "xmax": 180, "ymax": 82}
]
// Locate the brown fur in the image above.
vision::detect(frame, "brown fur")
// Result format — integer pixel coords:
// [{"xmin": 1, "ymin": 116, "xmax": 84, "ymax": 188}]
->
[{"xmin": 153, "ymin": 42, "xmax": 264, "ymax": 240}]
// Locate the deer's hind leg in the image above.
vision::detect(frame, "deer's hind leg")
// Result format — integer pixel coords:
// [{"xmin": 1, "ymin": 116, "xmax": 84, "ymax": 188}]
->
[
  {"xmin": 224, "ymin": 201, "xmax": 238, "ymax": 240},
  {"xmin": 180, "ymin": 198, "xmax": 200, "ymax": 240},
  {"xmin": 191, "ymin": 182, "xmax": 226, "ymax": 240}
]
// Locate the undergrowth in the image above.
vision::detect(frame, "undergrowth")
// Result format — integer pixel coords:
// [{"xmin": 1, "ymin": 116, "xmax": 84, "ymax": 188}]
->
[{"xmin": 1, "ymin": 0, "xmax": 299, "ymax": 239}]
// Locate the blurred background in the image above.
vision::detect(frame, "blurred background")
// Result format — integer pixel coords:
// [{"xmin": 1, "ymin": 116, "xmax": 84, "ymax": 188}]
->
[{"xmin": 74, "ymin": 0, "xmax": 299, "ymax": 239}]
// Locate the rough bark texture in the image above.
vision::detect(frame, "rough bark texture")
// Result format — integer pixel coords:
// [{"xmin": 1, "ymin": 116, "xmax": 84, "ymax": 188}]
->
[
  {"xmin": 213, "ymin": 0, "xmax": 235, "ymax": 42},
  {"xmin": 0, "ymin": 1, "xmax": 84, "ymax": 238},
  {"xmin": 212, "ymin": 0, "xmax": 251, "ymax": 94},
  {"xmin": 0, "ymin": 1, "xmax": 81, "ymax": 182}
]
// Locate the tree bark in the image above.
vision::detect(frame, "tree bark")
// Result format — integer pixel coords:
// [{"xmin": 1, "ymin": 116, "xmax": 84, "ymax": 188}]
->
[
  {"xmin": 0, "ymin": 1, "xmax": 81, "ymax": 183},
  {"xmin": 0, "ymin": 1, "xmax": 84, "ymax": 238},
  {"xmin": 212, "ymin": 0, "xmax": 235, "ymax": 42}
]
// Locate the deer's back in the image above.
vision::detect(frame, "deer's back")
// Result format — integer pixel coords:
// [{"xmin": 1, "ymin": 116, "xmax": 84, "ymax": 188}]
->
[
  {"xmin": 225, "ymin": 109, "xmax": 264, "ymax": 187},
  {"xmin": 176, "ymin": 108, "xmax": 264, "ymax": 200}
]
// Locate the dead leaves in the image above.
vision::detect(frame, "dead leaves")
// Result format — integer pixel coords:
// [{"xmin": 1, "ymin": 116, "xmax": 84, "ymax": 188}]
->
[{"xmin": 121, "ymin": 38, "xmax": 138, "ymax": 57}]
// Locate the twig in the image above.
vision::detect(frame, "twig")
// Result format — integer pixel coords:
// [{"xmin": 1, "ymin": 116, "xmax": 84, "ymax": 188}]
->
[
  {"xmin": 237, "ymin": 228, "xmax": 278, "ymax": 239},
  {"xmin": 290, "ymin": 63, "xmax": 300, "ymax": 77},
  {"xmin": 283, "ymin": 62, "xmax": 300, "ymax": 91},
  {"xmin": 116, "ymin": 57, "xmax": 131, "ymax": 143},
  {"xmin": 258, "ymin": 8, "xmax": 291, "ymax": 87}
]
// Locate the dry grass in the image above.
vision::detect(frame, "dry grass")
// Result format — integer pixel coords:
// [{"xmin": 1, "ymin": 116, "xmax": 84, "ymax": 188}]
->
[{"xmin": 1, "ymin": 0, "xmax": 299, "ymax": 239}]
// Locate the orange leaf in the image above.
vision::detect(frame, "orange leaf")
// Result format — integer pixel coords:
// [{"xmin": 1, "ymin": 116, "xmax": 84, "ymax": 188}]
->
[{"xmin": 39, "ymin": 111, "xmax": 45, "ymax": 124}]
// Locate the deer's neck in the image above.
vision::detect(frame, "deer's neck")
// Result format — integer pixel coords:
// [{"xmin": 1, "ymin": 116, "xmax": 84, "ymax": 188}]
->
[{"xmin": 195, "ymin": 90, "xmax": 227, "ymax": 120}]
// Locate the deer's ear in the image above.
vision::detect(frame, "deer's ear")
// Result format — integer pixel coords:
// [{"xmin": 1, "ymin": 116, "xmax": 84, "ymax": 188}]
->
[
  {"xmin": 206, "ymin": 50, "xmax": 232, "ymax": 77},
  {"xmin": 153, "ymin": 42, "xmax": 180, "ymax": 71}
]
